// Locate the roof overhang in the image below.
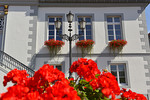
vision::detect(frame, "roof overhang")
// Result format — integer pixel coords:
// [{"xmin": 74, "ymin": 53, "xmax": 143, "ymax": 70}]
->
[
  {"xmin": 0, "ymin": 0, "xmax": 149, "ymax": 7},
  {"xmin": 39, "ymin": 0, "xmax": 150, "ymax": 3}
]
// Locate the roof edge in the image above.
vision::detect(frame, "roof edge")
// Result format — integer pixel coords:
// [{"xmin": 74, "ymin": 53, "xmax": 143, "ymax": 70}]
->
[{"xmin": 39, "ymin": 0, "xmax": 150, "ymax": 3}]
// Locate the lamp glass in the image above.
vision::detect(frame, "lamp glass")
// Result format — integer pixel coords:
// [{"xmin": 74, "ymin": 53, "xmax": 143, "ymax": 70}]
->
[
  {"xmin": 55, "ymin": 20, "xmax": 61, "ymax": 30},
  {"xmin": 79, "ymin": 20, "xmax": 86, "ymax": 29},
  {"xmin": 67, "ymin": 11, "xmax": 74, "ymax": 23}
]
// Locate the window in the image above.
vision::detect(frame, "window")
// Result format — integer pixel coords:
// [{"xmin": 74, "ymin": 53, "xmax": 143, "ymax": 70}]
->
[
  {"xmin": 107, "ymin": 16, "xmax": 122, "ymax": 41},
  {"xmin": 78, "ymin": 16, "xmax": 92, "ymax": 40},
  {"xmin": 110, "ymin": 64, "xmax": 127, "ymax": 86},
  {"xmin": 50, "ymin": 64, "xmax": 62, "ymax": 71},
  {"xmin": 48, "ymin": 17, "xmax": 62, "ymax": 40},
  {"xmin": 0, "ymin": 17, "xmax": 4, "ymax": 30}
]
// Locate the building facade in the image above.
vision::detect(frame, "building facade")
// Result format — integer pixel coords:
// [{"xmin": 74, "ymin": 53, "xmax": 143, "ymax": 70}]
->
[{"xmin": 0, "ymin": 0, "xmax": 150, "ymax": 98}]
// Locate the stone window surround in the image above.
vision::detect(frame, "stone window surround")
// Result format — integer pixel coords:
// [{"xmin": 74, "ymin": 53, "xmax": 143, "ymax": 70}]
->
[
  {"xmin": 106, "ymin": 16, "xmax": 122, "ymax": 41},
  {"xmin": 76, "ymin": 16, "xmax": 92, "ymax": 40},
  {"xmin": 75, "ymin": 13, "xmax": 95, "ymax": 42},
  {"xmin": 45, "ymin": 13, "xmax": 65, "ymax": 42},
  {"xmin": 104, "ymin": 13, "xmax": 126, "ymax": 44},
  {"xmin": 48, "ymin": 16, "xmax": 63, "ymax": 40},
  {"xmin": 107, "ymin": 61, "xmax": 131, "ymax": 88}
]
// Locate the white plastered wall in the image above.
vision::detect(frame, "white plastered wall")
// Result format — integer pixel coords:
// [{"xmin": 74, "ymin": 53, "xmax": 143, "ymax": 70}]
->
[
  {"xmin": 36, "ymin": 7, "xmax": 145, "ymax": 56},
  {"xmin": 4, "ymin": 6, "xmax": 34, "ymax": 65}
]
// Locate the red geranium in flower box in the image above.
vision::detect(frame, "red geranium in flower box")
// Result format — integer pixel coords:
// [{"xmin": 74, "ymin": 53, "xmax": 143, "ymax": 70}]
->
[
  {"xmin": 76, "ymin": 40, "xmax": 95, "ymax": 57},
  {"xmin": 44, "ymin": 39, "xmax": 65, "ymax": 55},
  {"xmin": 109, "ymin": 39, "xmax": 127, "ymax": 54}
]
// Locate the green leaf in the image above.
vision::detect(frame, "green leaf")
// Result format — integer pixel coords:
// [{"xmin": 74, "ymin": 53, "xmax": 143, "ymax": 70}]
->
[
  {"xmin": 94, "ymin": 89, "xmax": 99, "ymax": 93},
  {"xmin": 69, "ymin": 81, "xmax": 76, "ymax": 87},
  {"xmin": 95, "ymin": 74, "xmax": 100, "ymax": 78},
  {"xmin": 84, "ymin": 84, "xmax": 93, "ymax": 91},
  {"xmin": 81, "ymin": 97, "xmax": 89, "ymax": 100},
  {"xmin": 79, "ymin": 79, "xmax": 89, "ymax": 85}
]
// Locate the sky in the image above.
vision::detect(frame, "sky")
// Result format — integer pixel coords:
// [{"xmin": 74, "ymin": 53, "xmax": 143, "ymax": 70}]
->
[{"xmin": 146, "ymin": 4, "xmax": 150, "ymax": 33}]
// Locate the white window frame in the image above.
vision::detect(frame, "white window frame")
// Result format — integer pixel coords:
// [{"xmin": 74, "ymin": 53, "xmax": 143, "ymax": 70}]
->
[
  {"xmin": 110, "ymin": 63, "xmax": 128, "ymax": 86},
  {"xmin": 77, "ymin": 16, "xmax": 93, "ymax": 40},
  {"xmin": 106, "ymin": 16, "xmax": 123, "ymax": 41},
  {"xmin": 48, "ymin": 16, "xmax": 62, "ymax": 40}
]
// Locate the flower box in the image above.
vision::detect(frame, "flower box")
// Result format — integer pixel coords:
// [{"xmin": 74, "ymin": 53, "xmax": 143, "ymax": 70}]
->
[
  {"xmin": 44, "ymin": 39, "xmax": 64, "ymax": 55},
  {"xmin": 76, "ymin": 39, "xmax": 94, "ymax": 57},
  {"xmin": 109, "ymin": 39, "xmax": 127, "ymax": 54}
]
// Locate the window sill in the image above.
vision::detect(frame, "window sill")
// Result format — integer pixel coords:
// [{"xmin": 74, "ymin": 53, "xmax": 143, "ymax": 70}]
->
[{"xmin": 119, "ymin": 84, "xmax": 130, "ymax": 88}]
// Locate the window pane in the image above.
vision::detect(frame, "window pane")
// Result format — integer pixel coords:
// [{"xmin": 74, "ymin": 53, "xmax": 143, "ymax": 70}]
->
[
  {"xmin": 109, "ymin": 36, "xmax": 114, "ymax": 41},
  {"xmin": 108, "ymin": 31, "xmax": 114, "ymax": 35},
  {"xmin": 119, "ymin": 71, "xmax": 125, "ymax": 76},
  {"xmin": 111, "ymin": 71, "xmax": 117, "ymax": 76},
  {"xmin": 56, "ymin": 36, "xmax": 62, "ymax": 41},
  {"xmin": 118, "ymin": 64, "xmax": 125, "ymax": 77},
  {"xmin": 108, "ymin": 25, "xmax": 113, "ymax": 29},
  {"xmin": 115, "ymin": 30, "xmax": 121, "ymax": 35},
  {"xmin": 49, "ymin": 18, "xmax": 55, "ymax": 23},
  {"xmin": 78, "ymin": 25, "xmax": 83, "ymax": 31},
  {"xmin": 78, "ymin": 18, "xmax": 83, "ymax": 22},
  {"xmin": 49, "ymin": 25, "xmax": 54, "ymax": 30},
  {"xmin": 111, "ymin": 65, "xmax": 117, "ymax": 70},
  {"xmin": 86, "ymin": 36, "xmax": 92, "ymax": 40},
  {"xmin": 57, "ymin": 18, "xmax": 62, "ymax": 22},
  {"xmin": 116, "ymin": 35, "xmax": 121, "ymax": 40},
  {"xmin": 85, "ymin": 18, "xmax": 91, "ymax": 22},
  {"xmin": 56, "ymin": 65, "xmax": 62, "ymax": 71},
  {"xmin": 49, "ymin": 31, "xmax": 54, "ymax": 35},
  {"xmin": 114, "ymin": 17, "xmax": 120, "ymax": 22},
  {"xmin": 86, "ymin": 31, "xmax": 91, "ymax": 35},
  {"xmin": 118, "ymin": 65, "xmax": 125, "ymax": 71},
  {"xmin": 86, "ymin": 25, "xmax": 91, "ymax": 30},
  {"xmin": 78, "ymin": 24, "xmax": 80, "ymax": 28},
  {"xmin": 0, "ymin": 7, "xmax": 4, "ymax": 11},
  {"xmin": 79, "ymin": 31, "xmax": 84, "ymax": 35},
  {"xmin": 58, "ymin": 25, "xmax": 62, "ymax": 30},
  {"xmin": 107, "ymin": 17, "xmax": 113, "ymax": 22},
  {"xmin": 56, "ymin": 31, "xmax": 62, "ymax": 35},
  {"xmin": 79, "ymin": 36, "xmax": 84, "ymax": 40},
  {"xmin": 115, "ymin": 25, "xmax": 121, "ymax": 29},
  {"xmin": 120, "ymin": 78, "xmax": 126, "ymax": 83},
  {"xmin": 49, "ymin": 36, "xmax": 54, "ymax": 40}
]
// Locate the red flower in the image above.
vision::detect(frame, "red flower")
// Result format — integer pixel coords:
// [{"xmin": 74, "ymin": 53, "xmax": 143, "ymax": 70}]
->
[
  {"xmin": 3, "ymin": 69, "xmax": 29, "ymax": 86},
  {"xmin": 121, "ymin": 89, "xmax": 147, "ymax": 100},
  {"xmin": 70, "ymin": 58, "xmax": 100, "ymax": 81},
  {"xmin": 101, "ymin": 88, "xmax": 112, "ymax": 97},
  {"xmin": 44, "ymin": 39, "xmax": 65, "ymax": 48},
  {"xmin": 109, "ymin": 39, "xmax": 127, "ymax": 48},
  {"xmin": 1, "ymin": 64, "xmax": 80, "ymax": 100},
  {"xmin": 76, "ymin": 39, "xmax": 94, "ymax": 48}
]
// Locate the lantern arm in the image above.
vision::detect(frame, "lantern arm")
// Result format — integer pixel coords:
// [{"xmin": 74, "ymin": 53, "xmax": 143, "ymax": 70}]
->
[
  {"xmin": 71, "ymin": 34, "xmax": 82, "ymax": 41},
  {"xmin": 59, "ymin": 34, "xmax": 69, "ymax": 41}
]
